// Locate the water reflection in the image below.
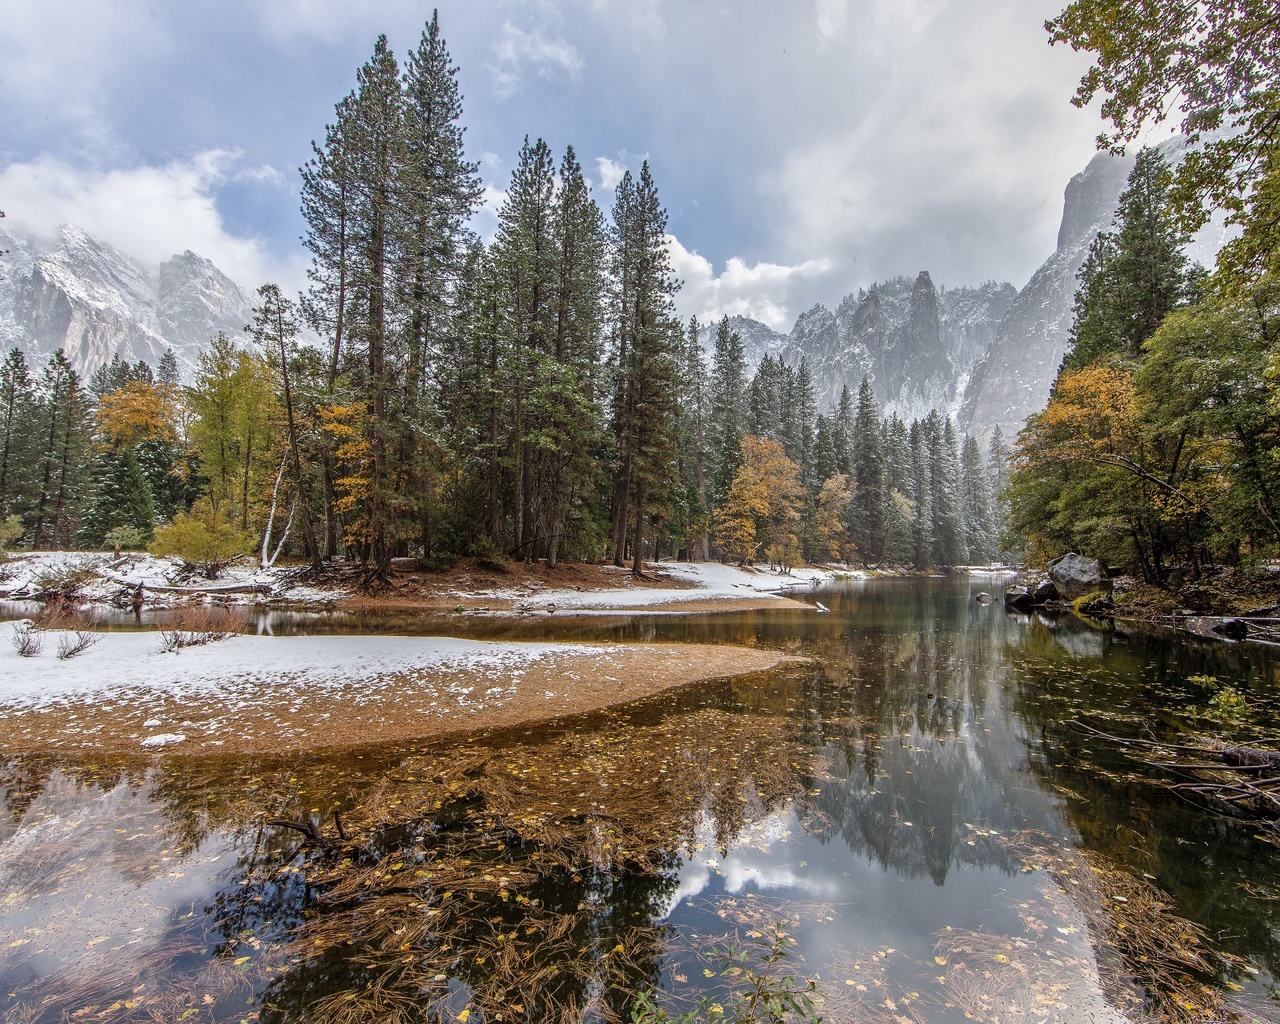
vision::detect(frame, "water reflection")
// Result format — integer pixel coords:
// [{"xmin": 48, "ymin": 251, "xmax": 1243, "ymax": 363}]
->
[{"xmin": 2, "ymin": 577, "xmax": 1279, "ymax": 1022}]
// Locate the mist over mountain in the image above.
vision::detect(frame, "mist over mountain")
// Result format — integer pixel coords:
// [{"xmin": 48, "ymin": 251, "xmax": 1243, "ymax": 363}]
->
[
  {"xmin": 0, "ymin": 138, "xmax": 1223, "ymax": 431},
  {"xmin": 0, "ymin": 223, "xmax": 252, "ymax": 380},
  {"xmin": 705, "ymin": 135, "xmax": 1227, "ymax": 442}
]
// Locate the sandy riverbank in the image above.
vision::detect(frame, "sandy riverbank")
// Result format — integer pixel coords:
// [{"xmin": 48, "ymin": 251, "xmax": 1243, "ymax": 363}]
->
[
  {"xmin": 0, "ymin": 552, "xmax": 855, "ymax": 615},
  {"xmin": 0, "ymin": 625, "xmax": 799, "ymax": 757}
]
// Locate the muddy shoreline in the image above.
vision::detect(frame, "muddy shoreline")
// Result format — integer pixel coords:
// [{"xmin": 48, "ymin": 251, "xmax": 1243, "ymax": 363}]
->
[{"xmin": 0, "ymin": 630, "xmax": 801, "ymax": 758}]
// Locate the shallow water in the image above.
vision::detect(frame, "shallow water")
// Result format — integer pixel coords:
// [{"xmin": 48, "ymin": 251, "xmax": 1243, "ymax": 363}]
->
[{"xmin": 3, "ymin": 575, "xmax": 1280, "ymax": 1023}]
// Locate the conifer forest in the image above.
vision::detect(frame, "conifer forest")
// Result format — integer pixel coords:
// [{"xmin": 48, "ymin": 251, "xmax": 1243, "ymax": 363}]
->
[{"xmin": 0, "ymin": 15, "xmax": 1009, "ymax": 577}]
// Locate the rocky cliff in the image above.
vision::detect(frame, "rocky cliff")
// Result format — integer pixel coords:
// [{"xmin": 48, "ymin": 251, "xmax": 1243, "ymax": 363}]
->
[
  {"xmin": 958, "ymin": 151, "xmax": 1135, "ymax": 441},
  {"xmin": 704, "ymin": 273, "xmax": 1017, "ymax": 425},
  {"xmin": 0, "ymin": 224, "xmax": 252, "ymax": 380}
]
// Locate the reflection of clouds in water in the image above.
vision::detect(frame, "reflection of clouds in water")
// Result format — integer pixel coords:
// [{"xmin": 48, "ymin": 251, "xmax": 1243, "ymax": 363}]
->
[
  {"xmin": 1050, "ymin": 627, "xmax": 1106, "ymax": 659},
  {"xmin": 0, "ymin": 772, "xmax": 236, "ymax": 979},
  {"xmin": 659, "ymin": 808, "xmax": 840, "ymax": 919}
]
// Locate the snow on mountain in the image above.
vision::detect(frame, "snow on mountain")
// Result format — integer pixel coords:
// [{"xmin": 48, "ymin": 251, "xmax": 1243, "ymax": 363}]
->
[
  {"xmin": 0, "ymin": 224, "xmax": 253, "ymax": 380},
  {"xmin": 702, "ymin": 273, "xmax": 1017, "ymax": 426},
  {"xmin": 960, "ymin": 135, "xmax": 1231, "ymax": 442}
]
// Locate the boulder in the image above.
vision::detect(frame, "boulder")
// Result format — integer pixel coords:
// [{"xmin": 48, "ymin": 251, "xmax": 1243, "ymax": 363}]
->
[
  {"xmin": 1211, "ymin": 618, "xmax": 1249, "ymax": 641},
  {"xmin": 975, "ymin": 591, "xmax": 994, "ymax": 604},
  {"xmin": 1076, "ymin": 592, "xmax": 1115, "ymax": 617},
  {"xmin": 1048, "ymin": 552, "xmax": 1110, "ymax": 600},
  {"xmin": 1032, "ymin": 577, "xmax": 1060, "ymax": 603},
  {"xmin": 1004, "ymin": 584, "xmax": 1035, "ymax": 610}
]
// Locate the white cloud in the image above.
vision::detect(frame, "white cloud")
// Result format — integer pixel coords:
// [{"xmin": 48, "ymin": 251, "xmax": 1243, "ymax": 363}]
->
[
  {"xmin": 814, "ymin": 0, "xmax": 848, "ymax": 43},
  {"xmin": 667, "ymin": 234, "xmax": 834, "ymax": 331},
  {"xmin": 594, "ymin": 156, "xmax": 627, "ymax": 192},
  {"xmin": 0, "ymin": 0, "xmax": 166, "ymax": 147},
  {"xmin": 488, "ymin": 21, "xmax": 584, "ymax": 99},
  {"xmin": 0, "ymin": 151, "xmax": 304, "ymax": 295},
  {"xmin": 766, "ymin": 0, "xmax": 1100, "ymax": 288}
]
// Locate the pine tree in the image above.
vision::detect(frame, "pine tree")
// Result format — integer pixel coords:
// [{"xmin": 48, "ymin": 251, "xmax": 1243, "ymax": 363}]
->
[
  {"xmin": 1063, "ymin": 147, "xmax": 1194, "ymax": 370},
  {"xmin": 812, "ymin": 415, "xmax": 837, "ymax": 487},
  {"xmin": 539, "ymin": 145, "xmax": 607, "ymax": 567},
  {"xmin": 927, "ymin": 415, "xmax": 966, "ymax": 566},
  {"xmin": 77, "ymin": 446, "xmax": 155, "ymax": 547},
  {"xmin": 986, "ymin": 425, "xmax": 1012, "ymax": 560},
  {"xmin": 708, "ymin": 316, "xmax": 746, "ymax": 510},
  {"xmin": 679, "ymin": 315, "xmax": 711, "ymax": 559},
  {"xmin": 492, "ymin": 136, "xmax": 557, "ymax": 560},
  {"xmin": 607, "ymin": 163, "xmax": 682, "ymax": 575},
  {"xmin": 959, "ymin": 435, "xmax": 994, "ymax": 564},
  {"xmin": 909, "ymin": 420, "xmax": 933, "ymax": 567},
  {"xmin": 157, "ymin": 348, "xmax": 180, "ymax": 386},
  {"xmin": 31, "ymin": 352, "xmax": 92, "ymax": 549},
  {"xmin": 344, "ymin": 35, "xmax": 408, "ymax": 572},
  {"xmin": 850, "ymin": 378, "xmax": 885, "ymax": 566},
  {"xmin": 0, "ymin": 348, "xmax": 37, "ymax": 524},
  {"xmin": 833, "ymin": 385, "xmax": 854, "ymax": 476}
]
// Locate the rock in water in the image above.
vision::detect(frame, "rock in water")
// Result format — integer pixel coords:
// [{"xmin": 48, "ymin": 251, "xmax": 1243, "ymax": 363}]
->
[
  {"xmin": 1048, "ymin": 553, "xmax": 1110, "ymax": 600},
  {"xmin": 1004, "ymin": 584, "xmax": 1034, "ymax": 611},
  {"xmin": 1032, "ymin": 577, "xmax": 1060, "ymax": 603},
  {"xmin": 1211, "ymin": 618, "xmax": 1248, "ymax": 641}
]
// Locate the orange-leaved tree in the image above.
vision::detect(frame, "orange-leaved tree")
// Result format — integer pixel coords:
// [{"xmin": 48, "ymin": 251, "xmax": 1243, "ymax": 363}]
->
[{"xmin": 713, "ymin": 436, "xmax": 805, "ymax": 567}]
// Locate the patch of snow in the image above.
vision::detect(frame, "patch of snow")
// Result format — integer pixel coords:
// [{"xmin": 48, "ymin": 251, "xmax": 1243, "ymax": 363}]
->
[
  {"xmin": 140, "ymin": 733, "xmax": 186, "ymax": 747},
  {"xmin": 0, "ymin": 623, "xmax": 616, "ymax": 712}
]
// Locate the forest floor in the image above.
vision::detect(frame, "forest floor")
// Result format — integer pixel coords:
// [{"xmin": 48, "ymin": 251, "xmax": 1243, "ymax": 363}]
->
[
  {"xmin": 0, "ymin": 551, "xmax": 854, "ymax": 615},
  {"xmin": 0, "ymin": 623, "xmax": 801, "ymax": 757},
  {"xmin": 1106, "ymin": 564, "xmax": 1280, "ymax": 619}
]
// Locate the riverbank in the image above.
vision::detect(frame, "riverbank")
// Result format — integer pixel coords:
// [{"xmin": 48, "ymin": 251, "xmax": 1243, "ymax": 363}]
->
[
  {"xmin": 0, "ymin": 551, "xmax": 856, "ymax": 616},
  {"xmin": 0, "ymin": 623, "xmax": 800, "ymax": 756}
]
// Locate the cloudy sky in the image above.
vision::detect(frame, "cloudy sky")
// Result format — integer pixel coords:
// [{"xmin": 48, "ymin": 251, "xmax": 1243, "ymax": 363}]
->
[{"xmin": 0, "ymin": 0, "xmax": 1118, "ymax": 331}]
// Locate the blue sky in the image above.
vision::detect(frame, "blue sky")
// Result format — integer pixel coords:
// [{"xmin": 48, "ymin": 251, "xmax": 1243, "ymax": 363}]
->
[{"xmin": 0, "ymin": 0, "xmax": 1128, "ymax": 330}]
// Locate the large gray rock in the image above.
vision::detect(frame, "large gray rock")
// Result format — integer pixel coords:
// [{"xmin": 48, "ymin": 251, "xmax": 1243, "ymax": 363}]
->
[{"xmin": 1048, "ymin": 553, "xmax": 1110, "ymax": 600}]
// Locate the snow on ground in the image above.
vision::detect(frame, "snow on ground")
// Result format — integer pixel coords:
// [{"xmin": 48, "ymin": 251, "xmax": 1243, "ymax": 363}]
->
[
  {"xmin": 0, "ymin": 550, "xmax": 867, "ymax": 614},
  {"xmin": 0, "ymin": 551, "xmax": 348, "ymax": 606},
  {"xmin": 468, "ymin": 561, "xmax": 862, "ymax": 612},
  {"xmin": 0, "ymin": 623, "xmax": 601, "ymax": 711}
]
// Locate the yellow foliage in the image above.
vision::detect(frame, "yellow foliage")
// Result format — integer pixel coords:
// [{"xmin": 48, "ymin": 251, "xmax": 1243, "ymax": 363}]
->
[
  {"xmin": 714, "ymin": 437, "xmax": 806, "ymax": 565},
  {"xmin": 96, "ymin": 382, "xmax": 184, "ymax": 448},
  {"xmin": 814, "ymin": 473, "xmax": 855, "ymax": 563},
  {"xmin": 320, "ymin": 403, "xmax": 374, "ymax": 546}
]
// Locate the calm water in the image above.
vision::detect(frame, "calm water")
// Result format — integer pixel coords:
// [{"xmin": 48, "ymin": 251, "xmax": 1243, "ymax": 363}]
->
[{"xmin": 3, "ymin": 576, "xmax": 1280, "ymax": 1023}]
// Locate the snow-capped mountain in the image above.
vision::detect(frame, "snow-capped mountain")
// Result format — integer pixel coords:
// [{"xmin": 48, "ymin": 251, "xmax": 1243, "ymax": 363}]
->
[
  {"xmin": 708, "ymin": 134, "xmax": 1226, "ymax": 441},
  {"xmin": 959, "ymin": 135, "xmax": 1230, "ymax": 442},
  {"xmin": 0, "ymin": 224, "xmax": 253, "ymax": 380},
  {"xmin": 702, "ymin": 273, "xmax": 1017, "ymax": 426}
]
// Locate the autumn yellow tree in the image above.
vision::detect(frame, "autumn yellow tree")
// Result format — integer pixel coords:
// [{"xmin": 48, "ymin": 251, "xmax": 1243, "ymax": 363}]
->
[
  {"xmin": 1008, "ymin": 361, "xmax": 1221, "ymax": 579},
  {"xmin": 814, "ymin": 473, "xmax": 856, "ymax": 565},
  {"xmin": 713, "ymin": 436, "xmax": 805, "ymax": 567}
]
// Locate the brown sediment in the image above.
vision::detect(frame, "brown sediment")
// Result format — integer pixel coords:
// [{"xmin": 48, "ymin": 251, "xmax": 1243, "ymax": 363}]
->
[
  {"xmin": 325, "ymin": 557, "xmax": 810, "ymax": 615},
  {"xmin": 338, "ymin": 594, "xmax": 810, "ymax": 615},
  {"xmin": 0, "ymin": 642, "xmax": 803, "ymax": 758}
]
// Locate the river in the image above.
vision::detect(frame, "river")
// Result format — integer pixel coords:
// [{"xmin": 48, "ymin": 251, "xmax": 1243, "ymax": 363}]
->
[{"xmin": 2, "ymin": 575, "xmax": 1278, "ymax": 1023}]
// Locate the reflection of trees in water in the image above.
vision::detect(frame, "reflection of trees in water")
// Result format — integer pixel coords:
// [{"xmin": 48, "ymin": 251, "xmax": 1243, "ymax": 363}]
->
[
  {"xmin": 794, "ymin": 604, "xmax": 1058, "ymax": 885},
  {"xmin": 1003, "ymin": 614, "xmax": 1280, "ymax": 982},
  {"xmin": 2, "ymin": 666, "xmax": 826, "ymax": 1023}
]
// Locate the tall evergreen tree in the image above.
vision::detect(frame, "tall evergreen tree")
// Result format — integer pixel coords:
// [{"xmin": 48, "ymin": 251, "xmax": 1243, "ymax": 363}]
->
[
  {"xmin": 850, "ymin": 378, "xmax": 885, "ymax": 566},
  {"xmin": 607, "ymin": 163, "xmax": 682, "ymax": 575},
  {"xmin": 0, "ymin": 348, "xmax": 36, "ymax": 524},
  {"xmin": 708, "ymin": 316, "xmax": 746, "ymax": 509},
  {"xmin": 959, "ymin": 435, "xmax": 994, "ymax": 564},
  {"xmin": 1063, "ymin": 147, "xmax": 1195, "ymax": 370},
  {"xmin": 31, "ymin": 352, "xmax": 92, "ymax": 549}
]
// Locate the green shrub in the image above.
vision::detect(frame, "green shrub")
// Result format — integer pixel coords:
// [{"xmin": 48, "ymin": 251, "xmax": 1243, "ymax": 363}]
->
[{"xmin": 151, "ymin": 500, "xmax": 253, "ymax": 579}]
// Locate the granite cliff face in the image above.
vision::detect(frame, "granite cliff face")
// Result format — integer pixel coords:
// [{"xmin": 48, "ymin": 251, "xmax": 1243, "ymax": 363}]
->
[
  {"xmin": 704, "ymin": 273, "xmax": 1017, "ymax": 426},
  {"xmin": 0, "ymin": 224, "xmax": 252, "ymax": 380},
  {"xmin": 957, "ymin": 151, "xmax": 1135, "ymax": 441}
]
